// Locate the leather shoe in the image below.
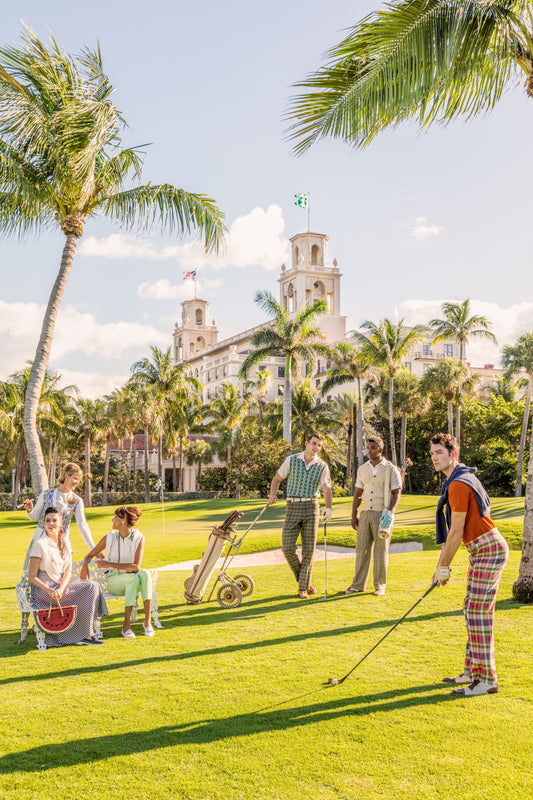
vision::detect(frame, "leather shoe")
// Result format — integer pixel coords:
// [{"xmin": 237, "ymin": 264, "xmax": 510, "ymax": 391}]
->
[
  {"xmin": 443, "ymin": 672, "xmax": 471, "ymax": 685},
  {"xmin": 298, "ymin": 590, "xmax": 309, "ymax": 599},
  {"xmin": 307, "ymin": 584, "xmax": 317, "ymax": 595},
  {"xmin": 373, "ymin": 588, "xmax": 385, "ymax": 596},
  {"xmin": 338, "ymin": 587, "xmax": 363, "ymax": 595}
]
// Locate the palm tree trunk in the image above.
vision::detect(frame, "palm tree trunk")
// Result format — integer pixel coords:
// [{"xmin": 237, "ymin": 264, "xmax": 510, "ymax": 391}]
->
[
  {"xmin": 515, "ymin": 378, "xmax": 532, "ymax": 497},
  {"xmin": 24, "ymin": 232, "xmax": 78, "ymax": 493},
  {"xmin": 172, "ymin": 453, "xmax": 177, "ymax": 491},
  {"xmin": 455, "ymin": 403, "xmax": 461, "ymax": 446},
  {"xmin": 388, "ymin": 375, "xmax": 397, "ymax": 465},
  {"xmin": 447, "ymin": 400, "xmax": 454, "ymax": 435},
  {"xmin": 49, "ymin": 441, "xmax": 58, "ymax": 486},
  {"xmin": 346, "ymin": 417, "xmax": 352, "ymax": 489},
  {"xmin": 144, "ymin": 424, "xmax": 150, "ymax": 503},
  {"xmin": 400, "ymin": 412, "xmax": 407, "ymax": 476},
  {"xmin": 356, "ymin": 380, "xmax": 364, "ymax": 469},
  {"xmin": 179, "ymin": 437, "xmax": 184, "ymax": 492},
  {"xmin": 131, "ymin": 432, "xmax": 136, "ymax": 491},
  {"xmin": 283, "ymin": 360, "xmax": 292, "ymax": 446},
  {"xmin": 102, "ymin": 436, "xmax": 111, "ymax": 506},
  {"xmin": 84, "ymin": 433, "xmax": 92, "ymax": 507},
  {"xmin": 158, "ymin": 432, "xmax": 163, "ymax": 501},
  {"xmin": 512, "ymin": 421, "xmax": 533, "ymax": 602},
  {"xmin": 196, "ymin": 458, "xmax": 202, "ymax": 491}
]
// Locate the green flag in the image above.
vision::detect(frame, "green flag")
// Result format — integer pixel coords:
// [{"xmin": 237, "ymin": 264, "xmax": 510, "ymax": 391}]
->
[{"xmin": 294, "ymin": 193, "xmax": 309, "ymax": 208}]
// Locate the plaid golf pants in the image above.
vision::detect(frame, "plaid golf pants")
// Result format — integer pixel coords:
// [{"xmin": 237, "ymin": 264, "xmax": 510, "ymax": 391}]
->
[
  {"xmin": 282, "ymin": 499, "xmax": 319, "ymax": 591},
  {"xmin": 463, "ymin": 528, "xmax": 509, "ymax": 685}
]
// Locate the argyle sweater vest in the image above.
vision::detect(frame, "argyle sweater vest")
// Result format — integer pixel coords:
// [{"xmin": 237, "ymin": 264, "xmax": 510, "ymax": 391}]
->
[{"xmin": 286, "ymin": 455, "xmax": 326, "ymax": 498}]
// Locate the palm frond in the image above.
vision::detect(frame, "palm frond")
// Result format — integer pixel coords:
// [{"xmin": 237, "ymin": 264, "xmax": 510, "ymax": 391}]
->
[{"xmin": 286, "ymin": 0, "xmax": 532, "ymax": 153}]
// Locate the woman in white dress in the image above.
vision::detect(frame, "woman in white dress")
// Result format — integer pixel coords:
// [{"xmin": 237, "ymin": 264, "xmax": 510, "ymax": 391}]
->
[
  {"xmin": 83, "ymin": 505, "xmax": 155, "ymax": 639},
  {"xmin": 23, "ymin": 463, "xmax": 95, "ymax": 572},
  {"xmin": 29, "ymin": 506, "xmax": 108, "ymax": 647}
]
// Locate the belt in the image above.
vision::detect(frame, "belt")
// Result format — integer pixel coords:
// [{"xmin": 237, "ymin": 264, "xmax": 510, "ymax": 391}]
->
[{"xmin": 287, "ymin": 497, "xmax": 318, "ymax": 503}]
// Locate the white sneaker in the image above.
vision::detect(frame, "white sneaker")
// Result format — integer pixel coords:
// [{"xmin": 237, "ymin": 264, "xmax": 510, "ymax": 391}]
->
[
  {"xmin": 143, "ymin": 625, "xmax": 155, "ymax": 638},
  {"xmin": 453, "ymin": 680, "xmax": 498, "ymax": 696},
  {"xmin": 122, "ymin": 628, "xmax": 136, "ymax": 639}
]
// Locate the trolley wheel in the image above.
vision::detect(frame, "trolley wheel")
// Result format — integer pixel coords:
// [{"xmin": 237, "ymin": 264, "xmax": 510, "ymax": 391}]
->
[
  {"xmin": 217, "ymin": 583, "xmax": 243, "ymax": 609},
  {"xmin": 233, "ymin": 573, "xmax": 255, "ymax": 597}
]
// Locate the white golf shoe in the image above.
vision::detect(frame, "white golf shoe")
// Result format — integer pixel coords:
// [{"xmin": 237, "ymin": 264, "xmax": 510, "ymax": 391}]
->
[{"xmin": 452, "ymin": 679, "xmax": 498, "ymax": 696}]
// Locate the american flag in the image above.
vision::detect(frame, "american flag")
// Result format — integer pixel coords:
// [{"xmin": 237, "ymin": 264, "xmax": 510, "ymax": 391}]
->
[{"xmin": 183, "ymin": 270, "xmax": 197, "ymax": 281}]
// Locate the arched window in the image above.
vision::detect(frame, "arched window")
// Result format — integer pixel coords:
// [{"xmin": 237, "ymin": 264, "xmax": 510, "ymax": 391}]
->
[
  {"xmin": 196, "ymin": 309, "xmax": 203, "ymax": 326},
  {"xmin": 293, "ymin": 245, "xmax": 299, "ymax": 267},
  {"xmin": 311, "ymin": 244, "xmax": 320, "ymax": 266},
  {"xmin": 176, "ymin": 337, "xmax": 183, "ymax": 361}
]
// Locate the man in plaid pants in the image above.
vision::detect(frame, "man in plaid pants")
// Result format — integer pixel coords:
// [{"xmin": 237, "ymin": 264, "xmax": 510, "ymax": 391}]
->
[
  {"xmin": 268, "ymin": 432, "xmax": 332, "ymax": 599},
  {"xmin": 430, "ymin": 432, "xmax": 509, "ymax": 696}
]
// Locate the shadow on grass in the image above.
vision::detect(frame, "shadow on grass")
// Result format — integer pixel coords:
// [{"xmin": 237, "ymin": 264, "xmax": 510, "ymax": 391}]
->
[
  {"xmin": 0, "ymin": 602, "xmax": 466, "ymax": 679},
  {"xmin": 0, "ymin": 683, "xmax": 456, "ymax": 774}
]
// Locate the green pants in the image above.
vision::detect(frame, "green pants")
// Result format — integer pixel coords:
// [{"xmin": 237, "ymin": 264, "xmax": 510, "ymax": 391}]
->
[{"xmin": 106, "ymin": 569, "xmax": 152, "ymax": 606}]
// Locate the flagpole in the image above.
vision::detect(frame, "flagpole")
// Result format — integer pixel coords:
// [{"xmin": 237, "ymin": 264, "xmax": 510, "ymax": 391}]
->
[{"xmin": 308, "ymin": 193, "xmax": 310, "ymax": 232}]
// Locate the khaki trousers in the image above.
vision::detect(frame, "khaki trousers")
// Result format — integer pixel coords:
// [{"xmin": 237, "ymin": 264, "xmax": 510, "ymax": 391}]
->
[
  {"xmin": 282, "ymin": 499, "xmax": 319, "ymax": 591},
  {"xmin": 349, "ymin": 510, "xmax": 390, "ymax": 593}
]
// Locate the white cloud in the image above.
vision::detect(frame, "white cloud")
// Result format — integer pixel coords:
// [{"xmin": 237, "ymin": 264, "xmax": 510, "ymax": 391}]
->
[
  {"xmin": 58, "ymin": 369, "xmax": 131, "ymax": 400},
  {"xmin": 0, "ymin": 300, "xmax": 169, "ymax": 378},
  {"xmin": 78, "ymin": 234, "xmax": 181, "ymax": 261},
  {"xmin": 78, "ymin": 205, "xmax": 290, "ymax": 271},
  {"xmin": 137, "ymin": 276, "xmax": 222, "ymax": 301},
  {"xmin": 394, "ymin": 299, "xmax": 533, "ymax": 367},
  {"xmin": 411, "ymin": 217, "xmax": 444, "ymax": 240}
]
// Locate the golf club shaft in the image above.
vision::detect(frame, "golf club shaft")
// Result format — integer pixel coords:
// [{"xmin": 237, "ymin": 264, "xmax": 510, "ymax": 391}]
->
[{"xmin": 339, "ymin": 582, "xmax": 437, "ymax": 683}]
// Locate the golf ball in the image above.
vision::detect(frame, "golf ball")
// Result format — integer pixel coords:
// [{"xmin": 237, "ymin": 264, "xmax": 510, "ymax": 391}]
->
[{"xmin": 329, "ymin": 678, "xmax": 338, "ymax": 685}]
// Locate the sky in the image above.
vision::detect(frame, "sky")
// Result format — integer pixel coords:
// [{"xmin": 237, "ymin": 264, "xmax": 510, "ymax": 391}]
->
[{"xmin": 1, "ymin": 0, "xmax": 533, "ymax": 398}]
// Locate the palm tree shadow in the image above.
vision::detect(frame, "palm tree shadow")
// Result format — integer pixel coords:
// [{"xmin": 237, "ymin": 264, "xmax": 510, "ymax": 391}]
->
[{"xmin": 0, "ymin": 683, "xmax": 455, "ymax": 774}]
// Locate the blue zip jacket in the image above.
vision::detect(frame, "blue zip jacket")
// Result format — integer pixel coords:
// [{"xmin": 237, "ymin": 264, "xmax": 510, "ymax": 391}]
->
[{"xmin": 435, "ymin": 464, "xmax": 491, "ymax": 545}]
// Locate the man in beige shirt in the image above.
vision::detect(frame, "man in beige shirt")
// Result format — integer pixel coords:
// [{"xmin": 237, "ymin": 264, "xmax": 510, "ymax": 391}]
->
[{"xmin": 339, "ymin": 436, "xmax": 401, "ymax": 596}]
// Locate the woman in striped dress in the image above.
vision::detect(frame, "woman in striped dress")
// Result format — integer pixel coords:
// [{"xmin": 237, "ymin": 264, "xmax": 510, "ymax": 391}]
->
[{"xmin": 28, "ymin": 506, "xmax": 108, "ymax": 647}]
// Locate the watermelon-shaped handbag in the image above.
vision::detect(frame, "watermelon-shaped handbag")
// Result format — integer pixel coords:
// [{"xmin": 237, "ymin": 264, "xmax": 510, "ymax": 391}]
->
[{"xmin": 35, "ymin": 593, "xmax": 77, "ymax": 635}]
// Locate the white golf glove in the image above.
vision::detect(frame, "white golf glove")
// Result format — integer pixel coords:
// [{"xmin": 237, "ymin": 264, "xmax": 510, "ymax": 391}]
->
[
  {"xmin": 435, "ymin": 565, "xmax": 451, "ymax": 585},
  {"xmin": 322, "ymin": 508, "xmax": 332, "ymax": 523}
]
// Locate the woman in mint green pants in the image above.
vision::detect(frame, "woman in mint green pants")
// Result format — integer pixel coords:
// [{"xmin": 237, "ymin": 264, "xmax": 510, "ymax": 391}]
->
[{"xmin": 82, "ymin": 506, "xmax": 154, "ymax": 638}]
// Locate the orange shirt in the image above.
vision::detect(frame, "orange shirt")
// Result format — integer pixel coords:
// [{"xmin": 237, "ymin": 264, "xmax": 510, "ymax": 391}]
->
[{"xmin": 448, "ymin": 481, "xmax": 495, "ymax": 544}]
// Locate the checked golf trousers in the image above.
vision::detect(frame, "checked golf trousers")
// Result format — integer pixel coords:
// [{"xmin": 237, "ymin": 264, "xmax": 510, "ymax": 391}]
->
[
  {"xmin": 463, "ymin": 529, "xmax": 508, "ymax": 685},
  {"xmin": 282, "ymin": 499, "xmax": 319, "ymax": 591}
]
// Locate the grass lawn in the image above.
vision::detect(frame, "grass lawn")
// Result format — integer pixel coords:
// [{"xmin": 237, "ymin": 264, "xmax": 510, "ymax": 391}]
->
[{"xmin": 0, "ymin": 496, "xmax": 530, "ymax": 799}]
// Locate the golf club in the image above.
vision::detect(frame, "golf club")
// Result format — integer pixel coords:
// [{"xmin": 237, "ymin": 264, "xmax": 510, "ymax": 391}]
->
[
  {"xmin": 319, "ymin": 520, "xmax": 328, "ymax": 602},
  {"xmin": 327, "ymin": 582, "xmax": 437, "ymax": 685}
]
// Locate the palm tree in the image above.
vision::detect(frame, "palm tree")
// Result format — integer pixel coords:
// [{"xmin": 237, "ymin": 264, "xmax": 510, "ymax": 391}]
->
[
  {"xmin": 186, "ymin": 439, "xmax": 212, "ymax": 491},
  {"xmin": 131, "ymin": 345, "xmax": 202, "ymax": 495},
  {"xmin": 352, "ymin": 319, "xmax": 426, "ymax": 465},
  {"xmin": 0, "ymin": 27, "xmax": 224, "ymax": 494},
  {"xmin": 429, "ymin": 300, "xmax": 497, "ymax": 441},
  {"xmin": 286, "ymin": 0, "xmax": 533, "ymax": 154},
  {"xmin": 421, "ymin": 357, "xmax": 471, "ymax": 435},
  {"xmin": 320, "ymin": 341, "xmax": 379, "ymax": 469},
  {"xmin": 76, "ymin": 398, "xmax": 107, "ymax": 507},
  {"xmin": 244, "ymin": 368, "xmax": 273, "ymax": 427},
  {"xmin": 239, "ymin": 291, "xmax": 330, "ymax": 445},
  {"xmin": 502, "ymin": 332, "xmax": 533, "ymax": 497},
  {"xmin": 166, "ymin": 396, "xmax": 204, "ymax": 491},
  {"xmin": 206, "ymin": 382, "xmax": 251, "ymax": 464}
]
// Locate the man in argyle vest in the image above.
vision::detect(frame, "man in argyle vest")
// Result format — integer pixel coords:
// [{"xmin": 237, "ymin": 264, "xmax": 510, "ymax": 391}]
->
[{"xmin": 268, "ymin": 432, "xmax": 332, "ymax": 599}]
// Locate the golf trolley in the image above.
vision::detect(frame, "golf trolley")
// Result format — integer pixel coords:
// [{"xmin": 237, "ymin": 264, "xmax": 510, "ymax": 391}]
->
[{"xmin": 183, "ymin": 504, "xmax": 268, "ymax": 609}]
